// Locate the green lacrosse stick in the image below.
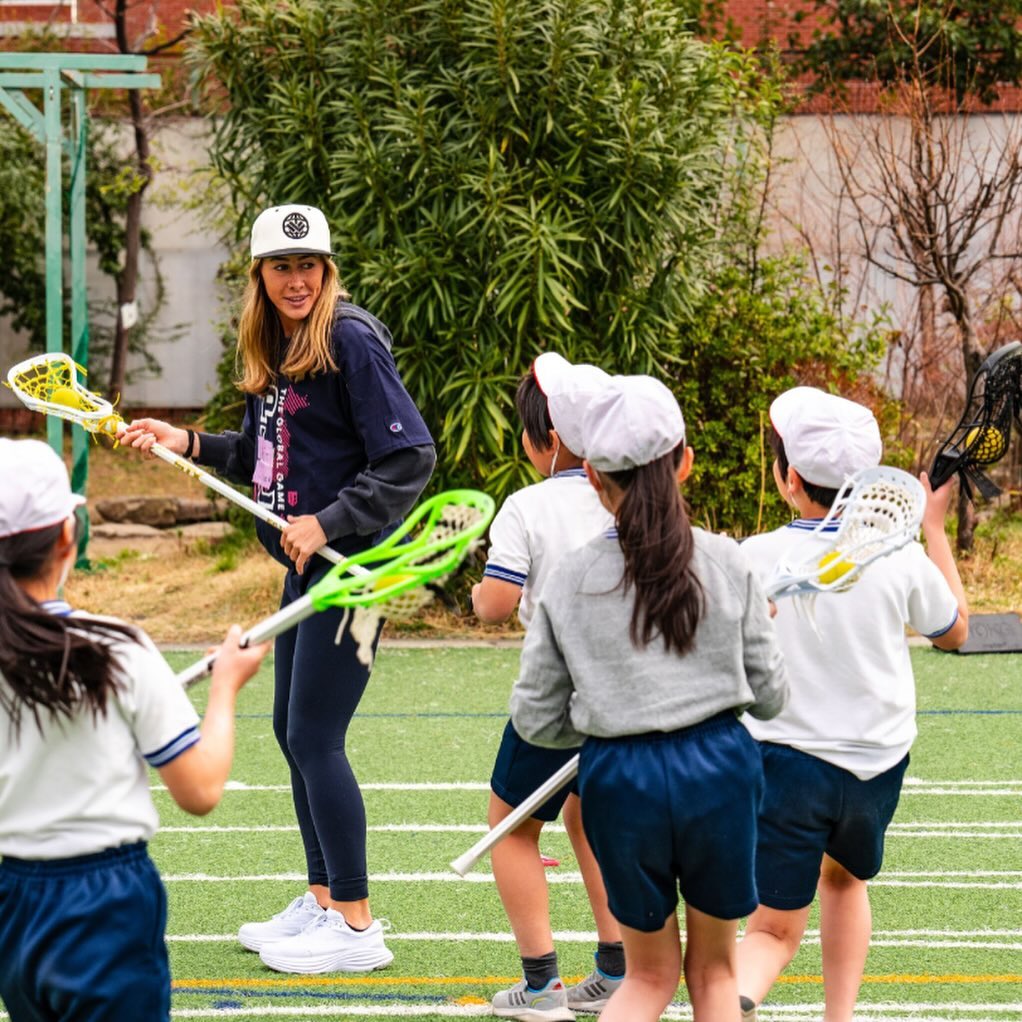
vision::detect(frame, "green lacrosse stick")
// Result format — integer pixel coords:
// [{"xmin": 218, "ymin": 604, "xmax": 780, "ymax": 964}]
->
[{"xmin": 176, "ymin": 488, "xmax": 495, "ymax": 686}]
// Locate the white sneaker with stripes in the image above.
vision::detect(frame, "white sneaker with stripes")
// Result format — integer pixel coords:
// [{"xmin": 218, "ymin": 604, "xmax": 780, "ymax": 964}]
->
[
  {"xmin": 565, "ymin": 968, "xmax": 623, "ymax": 1012},
  {"xmin": 491, "ymin": 977, "xmax": 575, "ymax": 1021}
]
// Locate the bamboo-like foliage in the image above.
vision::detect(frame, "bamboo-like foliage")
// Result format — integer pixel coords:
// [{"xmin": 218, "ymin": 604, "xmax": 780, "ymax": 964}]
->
[
  {"xmin": 189, "ymin": 1, "xmax": 882, "ymax": 529},
  {"xmin": 190, "ymin": 1, "xmax": 752, "ymax": 489}
]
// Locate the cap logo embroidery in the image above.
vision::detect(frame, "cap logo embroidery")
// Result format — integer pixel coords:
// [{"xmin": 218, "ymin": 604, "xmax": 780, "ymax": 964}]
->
[{"xmin": 282, "ymin": 212, "xmax": 310, "ymax": 240}]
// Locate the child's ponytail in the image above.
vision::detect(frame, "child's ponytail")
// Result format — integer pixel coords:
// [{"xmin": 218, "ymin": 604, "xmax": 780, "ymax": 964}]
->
[
  {"xmin": 608, "ymin": 446, "xmax": 703, "ymax": 654},
  {"xmin": 0, "ymin": 525, "xmax": 138, "ymax": 736}
]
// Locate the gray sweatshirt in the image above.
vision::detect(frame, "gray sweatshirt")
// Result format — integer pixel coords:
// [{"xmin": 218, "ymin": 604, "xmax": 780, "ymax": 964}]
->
[{"xmin": 510, "ymin": 529, "xmax": 789, "ymax": 749}]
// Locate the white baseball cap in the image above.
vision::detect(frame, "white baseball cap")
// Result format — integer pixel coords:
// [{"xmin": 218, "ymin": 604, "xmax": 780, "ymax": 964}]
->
[
  {"xmin": 250, "ymin": 204, "xmax": 332, "ymax": 259},
  {"xmin": 770, "ymin": 386, "xmax": 882, "ymax": 488},
  {"xmin": 583, "ymin": 375, "xmax": 685, "ymax": 472},
  {"xmin": 532, "ymin": 352, "xmax": 611, "ymax": 457},
  {"xmin": 0, "ymin": 438, "xmax": 85, "ymax": 539}
]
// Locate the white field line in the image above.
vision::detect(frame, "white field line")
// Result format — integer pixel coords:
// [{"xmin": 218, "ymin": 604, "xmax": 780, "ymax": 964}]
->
[
  {"xmin": 151, "ymin": 778, "xmax": 1022, "ymax": 795},
  {"xmin": 166, "ymin": 927, "xmax": 1022, "ymax": 950},
  {"xmin": 160, "ymin": 870, "xmax": 1022, "ymax": 889},
  {"xmin": 159, "ymin": 821, "xmax": 1022, "ymax": 839},
  {"xmin": 7, "ymin": 1005, "xmax": 1022, "ymax": 1022},
  {"xmin": 81, "ymin": 1002, "xmax": 1022, "ymax": 1020}
]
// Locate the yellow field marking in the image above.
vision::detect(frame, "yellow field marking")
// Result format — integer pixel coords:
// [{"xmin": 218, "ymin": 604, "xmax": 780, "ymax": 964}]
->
[
  {"xmin": 783, "ymin": 974, "xmax": 1022, "ymax": 985},
  {"xmin": 175, "ymin": 973, "xmax": 1022, "ymax": 991}
]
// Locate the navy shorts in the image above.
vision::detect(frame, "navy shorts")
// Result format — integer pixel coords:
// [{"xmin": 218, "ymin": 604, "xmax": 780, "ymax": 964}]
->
[
  {"xmin": 756, "ymin": 743, "xmax": 910, "ymax": 910},
  {"xmin": 0, "ymin": 842, "xmax": 169, "ymax": 1022},
  {"xmin": 491, "ymin": 720, "xmax": 580, "ymax": 822},
  {"xmin": 579, "ymin": 711, "xmax": 763, "ymax": 932}
]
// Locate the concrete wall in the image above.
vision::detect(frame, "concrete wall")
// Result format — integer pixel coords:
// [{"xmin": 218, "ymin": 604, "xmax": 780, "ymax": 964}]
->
[
  {"xmin": 3, "ymin": 110, "xmax": 1016, "ymax": 414},
  {"xmin": 0, "ymin": 117, "xmax": 231, "ymax": 413}
]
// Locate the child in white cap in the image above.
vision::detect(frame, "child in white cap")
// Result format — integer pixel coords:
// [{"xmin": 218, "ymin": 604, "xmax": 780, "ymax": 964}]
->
[
  {"xmin": 0, "ymin": 438, "xmax": 267, "ymax": 1022},
  {"xmin": 510, "ymin": 375, "xmax": 789, "ymax": 1022},
  {"xmin": 735, "ymin": 386, "xmax": 969, "ymax": 1022},
  {"xmin": 472, "ymin": 353, "xmax": 624, "ymax": 1019}
]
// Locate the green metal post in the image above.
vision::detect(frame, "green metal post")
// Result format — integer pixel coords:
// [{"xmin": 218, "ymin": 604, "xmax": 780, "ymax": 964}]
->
[
  {"xmin": 43, "ymin": 67, "xmax": 62, "ymax": 455},
  {"xmin": 69, "ymin": 83, "xmax": 90, "ymax": 565},
  {"xmin": 0, "ymin": 54, "xmax": 159, "ymax": 565}
]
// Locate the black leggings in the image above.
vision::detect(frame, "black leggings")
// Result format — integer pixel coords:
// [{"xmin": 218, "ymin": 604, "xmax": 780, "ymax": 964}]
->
[{"xmin": 272, "ymin": 567, "xmax": 382, "ymax": 902}]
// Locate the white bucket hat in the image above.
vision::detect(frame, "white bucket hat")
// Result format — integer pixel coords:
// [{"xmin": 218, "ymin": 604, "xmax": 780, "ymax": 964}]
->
[
  {"xmin": 770, "ymin": 386, "xmax": 882, "ymax": 488},
  {"xmin": 532, "ymin": 352, "xmax": 611, "ymax": 457},
  {"xmin": 250, "ymin": 204, "xmax": 332, "ymax": 259},
  {"xmin": 583, "ymin": 375, "xmax": 685, "ymax": 472},
  {"xmin": 0, "ymin": 438, "xmax": 85, "ymax": 539}
]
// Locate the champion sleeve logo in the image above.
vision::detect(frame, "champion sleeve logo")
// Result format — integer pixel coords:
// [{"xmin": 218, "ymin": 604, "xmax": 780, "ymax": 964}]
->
[{"xmin": 389, "ymin": 421, "xmax": 404, "ymax": 433}]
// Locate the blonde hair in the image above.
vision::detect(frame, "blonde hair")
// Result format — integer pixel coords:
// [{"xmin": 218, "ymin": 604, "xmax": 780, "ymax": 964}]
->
[{"xmin": 235, "ymin": 257, "xmax": 349, "ymax": 395}]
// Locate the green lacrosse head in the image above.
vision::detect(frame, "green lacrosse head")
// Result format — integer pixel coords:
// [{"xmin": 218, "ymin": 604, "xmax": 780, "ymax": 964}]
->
[{"xmin": 307, "ymin": 489, "xmax": 495, "ymax": 614}]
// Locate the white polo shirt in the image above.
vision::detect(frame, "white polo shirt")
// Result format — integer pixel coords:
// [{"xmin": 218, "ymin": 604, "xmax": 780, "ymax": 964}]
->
[
  {"xmin": 741, "ymin": 519, "xmax": 959, "ymax": 780},
  {"xmin": 483, "ymin": 469, "xmax": 614, "ymax": 628},
  {"xmin": 0, "ymin": 603, "xmax": 201, "ymax": 859}
]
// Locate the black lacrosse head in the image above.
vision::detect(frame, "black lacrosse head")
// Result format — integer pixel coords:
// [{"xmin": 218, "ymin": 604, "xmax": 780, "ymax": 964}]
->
[{"xmin": 928, "ymin": 340, "xmax": 1022, "ymax": 501}]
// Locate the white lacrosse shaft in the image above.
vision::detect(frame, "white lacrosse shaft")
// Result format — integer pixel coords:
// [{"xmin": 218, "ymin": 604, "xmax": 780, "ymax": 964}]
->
[
  {"xmin": 144, "ymin": 440, "xmax": 367, "ymax": 573},
  {"xmin": 449, "ymin": 755, "xmax": 580, "ymax": 876},
  {"xmin": 176, "ymin": 592, "xmax": 318, "ymax": 688}
]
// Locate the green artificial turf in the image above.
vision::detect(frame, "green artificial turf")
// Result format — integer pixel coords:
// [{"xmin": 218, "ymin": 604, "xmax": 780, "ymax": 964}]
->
[{"xmin": 133, "ymin": 647, "xmax": 1022, "ymax": 1018}]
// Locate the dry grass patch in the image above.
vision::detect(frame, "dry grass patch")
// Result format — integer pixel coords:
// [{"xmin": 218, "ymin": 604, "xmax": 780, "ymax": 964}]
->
[
  {"xmin": 956, "ymin": 509, "xmax": 1022, "ymax": 615},
  {"xmin": 61, "ymin": 434, "xmax": 1021, "ymax": 643},
  {"xmin": 67, "ymin": 546, "xmax": 285, "ymax": 645}
]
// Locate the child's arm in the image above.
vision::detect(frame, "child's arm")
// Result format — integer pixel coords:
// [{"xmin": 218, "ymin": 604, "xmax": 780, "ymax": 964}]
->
[
  {"xmin": 919, "ymin": 472, "xmax": 969, "ymax": 651},
  {"xmin": 158, "ymin": 626, "xmax": 269, "ymax": 815},
  {"xmin": 739, "ymin": 561, "xmax": 790, "ymax": 720},
  {"xmin": 510, "ymin": 602, "xmax": 582, "ymax": 748},
  {"xmin": 471, "ymin": 577, "xmax": 522, "ymax": 623}
]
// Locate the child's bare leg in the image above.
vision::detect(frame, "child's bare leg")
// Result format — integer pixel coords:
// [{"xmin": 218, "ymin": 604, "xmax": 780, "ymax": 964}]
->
[
  {"xmin": 489, "ymin": 792, "xmax": 554, "ymax": 956},
  {"xmin": 683, "ymin": 904, "xmax": 742, "ymax": 1022},
  {"xmin": 818, "ymin": 854, "xmax": 870, "ymax": 1022},
  {"xmin": 563, "ymin": 793, "xmax": 621, "ymax": 943},
  {"xmin": 600, "ymin": 914, "xmax": 681, "ymax": 1022},
  {"xmin": 736, "ymin": 903, "xmax": 811, "ymax": 1006}
]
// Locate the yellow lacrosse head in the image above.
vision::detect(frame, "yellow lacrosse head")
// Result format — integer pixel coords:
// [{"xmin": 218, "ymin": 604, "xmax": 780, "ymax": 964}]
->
[{"xmin": 963, "ymin": 424, "xmax": 1007, "ymax": 465}]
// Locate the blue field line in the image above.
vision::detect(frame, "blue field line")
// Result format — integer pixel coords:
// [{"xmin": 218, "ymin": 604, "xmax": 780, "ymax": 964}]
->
[
  {"xmin": 227, "ymin": 707, "xmax": 1017, "ymax": 723},
  {"xmin": 235, "ymin": 712, "xmax": 507, "ymax": 720},
  {"xmin": 917, "ymin": 709, "xmax": 1022, "ymax": 716}
]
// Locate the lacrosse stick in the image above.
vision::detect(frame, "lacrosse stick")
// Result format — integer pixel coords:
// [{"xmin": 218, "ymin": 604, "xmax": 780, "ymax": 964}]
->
[
  {"xmin": 6, "ymin": 352, "xmax": 352, "ymax": 569},
  {"xmin": 450, "ymin": 465, "xmax": 925, "ymax": 877},
  {"xmin": 764, "ymin": 465, "xmax": 925, "ymax": 600},
  {"xmin": 176, "ymin": 488, "xmax": 495, "ymax": 685},
  {"xmin": 928, "ymin": 340, "xmax": 1022, "ymax": 501}
]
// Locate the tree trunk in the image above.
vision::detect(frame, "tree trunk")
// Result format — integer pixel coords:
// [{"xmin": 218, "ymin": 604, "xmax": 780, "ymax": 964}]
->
[
  {"xmin": 956, "ymin": 484, "xmax": 977, "ymax": 555},
  {"xmin": 109, "ymin": 3, "xmax": 154, "ymax": 401},
  {"xmin": 955, "ymin": 313, "xmax": 983, "ymax": 554}
]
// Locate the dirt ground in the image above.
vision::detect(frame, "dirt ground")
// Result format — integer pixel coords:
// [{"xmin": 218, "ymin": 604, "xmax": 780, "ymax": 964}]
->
[
  {"xmin": 60, "ymin": 437, "xmax": 1019, "ymax": 645},
  {"xmin": 63, "ymin": 440, "xmax": 519, "ymax": 645}
]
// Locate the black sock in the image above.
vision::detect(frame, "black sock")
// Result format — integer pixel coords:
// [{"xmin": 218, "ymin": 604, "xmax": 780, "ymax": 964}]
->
[
  {"xmin": 595, "ymin": 940, "xmax": 625, "ymax": 978},
  {"xmin": 522, "ymin": 950, "xmax": 559, "ymax": 990},
  {"xmin": 740, "ymin": 994, "xmax": 757, "ymax": 1012}
]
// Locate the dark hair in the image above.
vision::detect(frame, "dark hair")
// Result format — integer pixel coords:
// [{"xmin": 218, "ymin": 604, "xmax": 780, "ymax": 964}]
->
[
  {"xmin": 605, "ymin": 446, "xmax": 703, "ymax": 655},
  {"xmin": 767, "ymin": 426, "xmax": 841, "ymax": 509},
  {"xmin": 0, "ymin": 523, "xmax": 138, "ymax": 737},
  {"xmin": 515, "ymin": 370, "xmax": 555, "ymax": 452}
]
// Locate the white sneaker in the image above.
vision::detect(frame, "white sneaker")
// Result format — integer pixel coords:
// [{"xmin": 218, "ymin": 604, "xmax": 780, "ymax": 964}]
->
[
  {"xmin": 258, "ymin": 909, "xmax": 394, "ymax": 974},
  {"xmin": 238, "ymin": 892, "xmax": 325, "ymax": 952}
]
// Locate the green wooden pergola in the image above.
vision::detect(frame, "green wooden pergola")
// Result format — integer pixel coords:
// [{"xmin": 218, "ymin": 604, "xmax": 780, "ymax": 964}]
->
[{"xmin": 0, "ymin": 53, "xmax": 160, "ymax": 561}]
